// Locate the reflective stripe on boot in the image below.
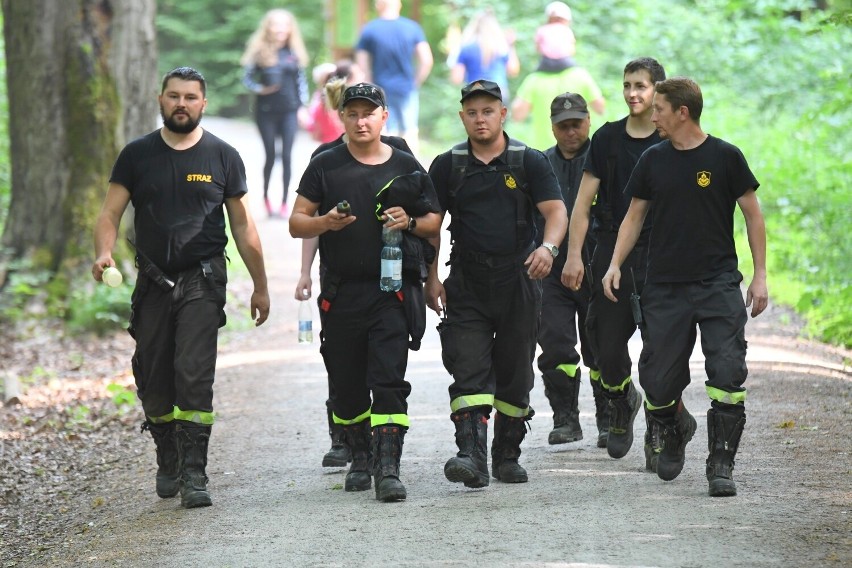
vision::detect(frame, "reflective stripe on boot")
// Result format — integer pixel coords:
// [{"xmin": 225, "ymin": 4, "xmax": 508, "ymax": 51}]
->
[
  {"xmin": 372, "ymin": 425, "xmax": 407, "ymax": 502},
  {"xmin": 706, "ymin": 406, "xmax": 746, "ymax": 497},
  {"xmin": 444, "ymin": 410, "xmax": 490, "ymax": 488},
  {"xmin": 176, "ymin": 422, "xmax": 212, "ymax": 508},
  {"xmin": 491, "ymin": 410, "xmax": 533, "ymax": 483},
  {"xmin": 542, "ymin": 369, "xmax": 582, "ymax": 445},
  {"xmin": 606, "ymin": 381, "xmax": 643, "ymax": 459}
]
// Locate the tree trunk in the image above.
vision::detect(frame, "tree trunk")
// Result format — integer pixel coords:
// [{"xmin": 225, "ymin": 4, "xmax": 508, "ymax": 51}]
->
[{"xmin": 0, "ymin": 0, "xmax": 156, "ymax": 277}]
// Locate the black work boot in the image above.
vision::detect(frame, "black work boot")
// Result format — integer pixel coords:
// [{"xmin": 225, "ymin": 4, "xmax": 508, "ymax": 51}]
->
[
  {"xmin": 491, "ymin": 409, "xmax": 534, "ymax": 483},
  {"xmin": 444, "ymin": 409, "xmax": 490, "ymax": 488},
  {"xmin": 656, "ymin": 402, "xmax": 698, "ymax": 481},
  {"xmin": 590, "ymin": 373, "xmax": 610, "ymax": 448},
  {"xmin": 322, "ymin": 407, "xmax": 351, "ymax": 468},
  {"xmin": 606, "ymin": 381, "xmax": 643, "ymax": 459},
  {"xmin": 542, "ymin": 369, "xmax": 582, "ymax": 445},
  {"xmin": 341, "ymin": 421, "xmax": 372, "ymax": 492},
  {"xmin": 141, "ymin": 421, "xmax": 180, "ymax": 498},
  {"xmin": 175, "ymin": 422, "xmax": 212, "ymax": 508},
  {"xmin": 643, "ymin": 409, "xmax": 662, "ymax": 473},
  {"xmin": 706, "ymin": 406, "xmax": 746, "ymax": 497},
  {"xmin": 372, "ymin": 425, "xmax": 407, "ymax": 502}
]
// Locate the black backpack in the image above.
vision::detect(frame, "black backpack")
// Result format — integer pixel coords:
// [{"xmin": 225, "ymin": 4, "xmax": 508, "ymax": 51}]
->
[{"xmin": 445, "ymin": 138, "xmax": 534, "ymax": 252}]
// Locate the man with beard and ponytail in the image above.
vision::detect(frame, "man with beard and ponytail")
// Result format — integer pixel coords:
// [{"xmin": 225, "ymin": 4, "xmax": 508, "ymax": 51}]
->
[{"xmin": 93, "ymin": 67, "xmax": 270, "ymax": 508}]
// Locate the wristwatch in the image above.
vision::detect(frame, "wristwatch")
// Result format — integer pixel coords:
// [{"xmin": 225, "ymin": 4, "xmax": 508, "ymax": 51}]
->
[
  {"xmin": 407, "ymin": 216, "xmax": 417, "ymax": 232},
  {"xmin": 541, "ymin": 242, "xmax": 559, "ymax": 257}
]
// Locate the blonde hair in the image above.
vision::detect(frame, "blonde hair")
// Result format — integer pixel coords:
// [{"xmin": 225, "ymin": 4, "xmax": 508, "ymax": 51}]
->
[
  {"xmin": 461, "ymin": 10, "xmax": 510, "ymax": 69},
  {"xmin": 324, "ymin": 77, "xmax": 347, "ymax": 111},
  {"xmin": 241, "ymin": 9, "xmax": 309, "ymax": 68}
]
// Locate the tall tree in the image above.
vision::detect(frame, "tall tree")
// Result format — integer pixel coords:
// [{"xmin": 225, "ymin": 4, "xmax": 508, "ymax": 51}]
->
[{"xmin": 0, "ymin": 0, "xmax": 156, "ymax": 277}]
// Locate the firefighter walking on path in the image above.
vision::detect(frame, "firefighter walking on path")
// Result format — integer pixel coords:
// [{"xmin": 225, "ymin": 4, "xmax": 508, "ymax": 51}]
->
[
  {"xmin": 289, "ymin": 82, "xmax": 441, "ymax": 502},
  {"xmin": 426, "ymin": 80, "xmax": 567, "ymax": 488},
  {"xmin": 602, "ymin": 77, "xmax": 768, "ymax": 496}
]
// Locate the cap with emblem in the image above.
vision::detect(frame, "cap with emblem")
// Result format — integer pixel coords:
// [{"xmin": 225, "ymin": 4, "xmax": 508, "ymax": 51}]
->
[
  {"xmin": 460, "ymin": 79, "xmax": 503, "ymax": 104},
  {"xmin": 341, "ymin": 82, "xmax": 387, "ymax": 109},
  {"xmin": 550, "ymin": 92, "xmax": 589, "ymax": 124}
]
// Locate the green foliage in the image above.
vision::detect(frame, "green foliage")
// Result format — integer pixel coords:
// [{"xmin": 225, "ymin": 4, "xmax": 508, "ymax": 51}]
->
[
  {"xmin": 65, "ymin": 280, "xmax": 132, "ymax": 336},
  {"xmin": 106, "ymin": 382, "xmax": 137, "ymax": 413},
  {"xmin": 0, "ymin": 12, "xmax": 8, "ymax": 237},
  {"xmin": 157, "ymin": 0, "xmax": 327, "ymax": 116}
]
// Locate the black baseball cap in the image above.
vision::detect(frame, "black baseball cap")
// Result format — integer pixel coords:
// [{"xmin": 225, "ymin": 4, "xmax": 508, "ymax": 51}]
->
[
  {"xmin": 550, "ymin": 92, "xmax": 589, "ymax": 124},
  {"xmin": 341, "ymin": 82, "xmax": 386, "ymax": 109},
  {"xmin": 460, "ymin": 79, "xmax": 503, "ymax": 103}
]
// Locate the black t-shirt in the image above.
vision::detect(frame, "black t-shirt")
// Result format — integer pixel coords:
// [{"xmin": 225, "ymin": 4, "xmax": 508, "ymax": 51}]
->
[
  {"xmin": 625, "ymin": 135, "xmax": 760, "ymax": 283},
  {"xmin": 110, "ymin": 129, "xmax": 247, "ymax": 274},
  {"xmin": 585, "ymin": 117, "xmax": 661, "ymax": 236},
  {"xmin": 297, "ymin": 144, "xmax": 434, "ymax": 280},
  {"xmin": 428, "ymin": 134, "xmax": 563, "ymax": 255},
  {"xmin": 539, "ymin": 139, "xmax": 590, "ymax": 268},
  {"xmin": 248, "ymin": 48, "xmax": 305, "ymax": 114}
]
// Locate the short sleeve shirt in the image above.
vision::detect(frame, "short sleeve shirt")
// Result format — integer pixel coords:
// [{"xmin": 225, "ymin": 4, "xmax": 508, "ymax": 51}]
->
[
  {"xmin": 625, "ymin": 135, "xmax": 760, "ymax": 283},
  {"xmin": 109, "ymin": 129, "xmax": 247, "ymax": 274},
  {"xmin": 356, "ymin": 17, "xmax": 426, "ymax": 97},
  {"xmin": 298, "ymin": 144, "xmax": 432, "ymax": 279},
  {"xmin": 514, "ymin": 67, "xmax": 603, "ymax": 151},
  {"xmin": 428, "ymin": 134, "xmax": 563, "ymax": 254}
]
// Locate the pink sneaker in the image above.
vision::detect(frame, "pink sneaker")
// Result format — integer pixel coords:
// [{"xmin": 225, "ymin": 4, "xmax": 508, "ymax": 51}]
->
[
  {"xmin": 279, "ymin": 202, "xmax": 289, "ymax": 218},
  {"xmin": 264, "ymin": 197, "xmax": 273, "ymax": 217}
]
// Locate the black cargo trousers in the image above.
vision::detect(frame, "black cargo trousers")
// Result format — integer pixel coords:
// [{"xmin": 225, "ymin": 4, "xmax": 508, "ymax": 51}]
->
[
  {"xmin": 438, "ymin": 246, "xmax": 540, "ymax": 418},
  {"xmin": 128, "ymin": 255, "xmax": 227, "ymax": 424},
  {"xmin": 585, "ymin": 232, "xmax": 647, "ymax": 396}
]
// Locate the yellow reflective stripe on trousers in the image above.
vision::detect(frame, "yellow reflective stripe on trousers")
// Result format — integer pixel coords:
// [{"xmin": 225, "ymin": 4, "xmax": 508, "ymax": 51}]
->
[
  {"xmin": 493, "ymin": 399, "xmax": 530, "ymax": 418},
  {"xmin": 173, "ymin": 406, "xmax": 215, "ymax": 425},
  {"xmin": 450, "ymin": 394, "xmax": 495, "ymax": 413},
  {"xmin": 589, "ymin": 369, "xmax": 602, "ymax": 381},
  {"xmin": 706, "ymin": 386, "xmax": 747, "ymax": 405},
  {"xmin": 556, "ymin": 363, "xmax": 578, "ymax": 378},
  {"xmin": 644, "ymin": 398, "xmax": 676, "ymax": 411},
  {"xmin": 601, "ymin": 375, "xmax": 633, "ymax": 393},
  {"xmin": 371, "ymin": 414, "xmax": 410, "ymax": 428},
  {"xmin": 333, "ymin": 408, "xmax": 371, "ymax": 425},
  {"xmin": 147, "ymin": 411, "xmax": 175, "ymax": 424}
]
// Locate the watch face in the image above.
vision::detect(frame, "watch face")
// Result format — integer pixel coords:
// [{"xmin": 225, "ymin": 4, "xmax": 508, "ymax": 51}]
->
[{"xmin": 408, "ymin": 217, "xmax": 417, "ymax": 231}]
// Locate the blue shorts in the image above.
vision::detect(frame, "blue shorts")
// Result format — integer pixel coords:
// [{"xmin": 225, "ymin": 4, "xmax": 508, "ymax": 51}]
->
[{"xmin": 384, "ymin": 90, "xmax": 419, "ymax": 136}]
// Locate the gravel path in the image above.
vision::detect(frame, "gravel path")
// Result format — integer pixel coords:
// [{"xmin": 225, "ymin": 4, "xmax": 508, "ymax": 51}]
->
[{"xmin": 2, "ymin": 118, "xmax": 849, "ymax": 568}]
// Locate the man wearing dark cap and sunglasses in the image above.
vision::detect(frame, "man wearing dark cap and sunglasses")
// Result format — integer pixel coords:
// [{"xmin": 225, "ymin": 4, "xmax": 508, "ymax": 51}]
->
[
  {"xmin": 290, "ymin": 82, "xmax": 441, "ymax": 502},
  {"xmin": 426, "ymin": 79, "xmax": 567, "ymax": 488},
  {"xmin": 535, "ymin": 92, "xmax": 608, "ymax": 449}
]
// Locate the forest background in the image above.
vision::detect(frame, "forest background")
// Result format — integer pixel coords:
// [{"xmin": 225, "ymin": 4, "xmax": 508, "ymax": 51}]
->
[{"xmin": 0, "ymin": 0, "xmax": 850, "ymax": 348}]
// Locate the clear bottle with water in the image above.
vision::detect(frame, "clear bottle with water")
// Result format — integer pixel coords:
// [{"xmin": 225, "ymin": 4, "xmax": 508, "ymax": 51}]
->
[
  {"xmin": 380, "ymin": 225, "xmax": 403, "ymax": 292},
  {"xmin": 298, "ymin": 299, "xmax": 313, "ymax": 344}
]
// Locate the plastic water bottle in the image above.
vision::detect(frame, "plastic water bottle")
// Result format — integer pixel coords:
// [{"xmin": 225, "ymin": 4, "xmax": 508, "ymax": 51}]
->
[
  {"xmin": 298, "ymin": 299, "xmax": 313, "ymax": 344},
  {"xmin": 380, "ymin": 225, "xmax": 403, "ymax": 292}
]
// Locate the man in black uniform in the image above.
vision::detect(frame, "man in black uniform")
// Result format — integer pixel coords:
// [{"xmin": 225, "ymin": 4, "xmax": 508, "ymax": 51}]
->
[
  {"xmin": 426, "ymin": 80, "xmax": 567, "ymax": 487},
  {"xmin": 603, "ymin": 76, "xmax": 768, "ymax": 496},
  {"xmin": 536, "ymin": 93, "xmax": 607, "ymax": 448},
  {"xmin": 295, "ymin": 133, "xmax": 415, "ymax": 470},
  {"xmin": 290, "ymin": 83, "xmax": 441, "ymax": 502},
  {"xmin": 563, "ymin": 57, "xmax": 666, "ymax": 465},
  {"xmin": 93, "ymin": 67, "xmax": 270, "ymax": 509}
]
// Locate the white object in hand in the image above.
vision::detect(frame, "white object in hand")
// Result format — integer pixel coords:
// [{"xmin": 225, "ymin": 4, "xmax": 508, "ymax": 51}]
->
[{"xmin": 102, "ymin": 266, "xmax": 123, "ymax": 287}]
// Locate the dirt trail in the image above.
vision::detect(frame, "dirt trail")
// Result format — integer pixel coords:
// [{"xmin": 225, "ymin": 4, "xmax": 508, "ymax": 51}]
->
[{"xmin": 4, "ymin": 118, "xmax": 850, "ymax": 568}]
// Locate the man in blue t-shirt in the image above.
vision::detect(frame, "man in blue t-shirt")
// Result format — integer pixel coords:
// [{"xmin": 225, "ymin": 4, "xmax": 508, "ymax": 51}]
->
[{"xmin": 355, "ymin": 0, "xmax": 433, "ymax": 155}]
